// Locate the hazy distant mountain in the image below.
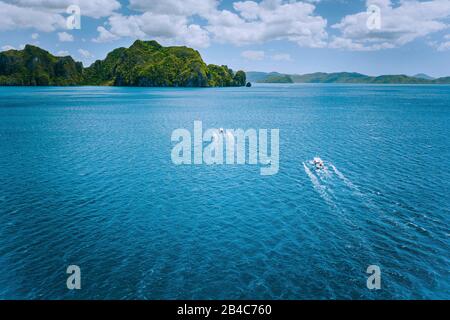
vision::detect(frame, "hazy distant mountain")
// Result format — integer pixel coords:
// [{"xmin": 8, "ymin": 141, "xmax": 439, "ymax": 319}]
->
[
  {"xmin": 246, "ymin": 71, "xmax": 294, "ymax": 83},
  {"xmin": 245, "ymin": 71, "xmax": 267, "ymax": 82},
  {"xmin": 433, "ymin": 76, "xmax": 450, "ymax": 84},
  {"xmin": 413, "ymin": 73, "xmax": 435, "ymax": 80},
  {"xmin": 246, "ymin": 71, "xmax": 292, "ymax": 83},
  {"xmin": 258, "ymin": 73, "xmax": 293, "ymax": 83},
  {"xmin": 290, "ymin": 72, "xmax": 369, "ymax": 83},
  {"xmin": 246, "ymin": 71, "xmax": 450, "ymax": 84}
]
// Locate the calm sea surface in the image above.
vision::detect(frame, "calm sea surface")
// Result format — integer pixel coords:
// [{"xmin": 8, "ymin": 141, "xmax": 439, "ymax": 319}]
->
[{"xmin": 0, "ymin": 85, "xmax": 449, "ymax": 299}]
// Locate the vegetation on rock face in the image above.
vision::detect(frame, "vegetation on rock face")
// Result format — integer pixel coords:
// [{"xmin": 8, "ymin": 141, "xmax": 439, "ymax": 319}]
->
[
  {"xmin": 0, "ymin": 45, "xmax": 83, "ymax": 86},
  {"xmin": 232, "ymin": 70, "xmax": 247, "ymax": 87},
  {"xmin": 0, "ymin": 41, "xmax": 246, "ymax": 87}
]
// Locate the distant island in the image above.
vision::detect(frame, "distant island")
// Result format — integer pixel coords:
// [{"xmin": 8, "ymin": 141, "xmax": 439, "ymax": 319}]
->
[
  {"xmin": 0, "ymin": 40, "xmax": 247, "ymax": 87},
  {"xmin": 246, "ymin": 71, "xmax": 450, "ymax": 84}
]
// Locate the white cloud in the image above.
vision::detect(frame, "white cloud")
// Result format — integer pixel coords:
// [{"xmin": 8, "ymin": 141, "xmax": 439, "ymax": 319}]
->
[
  {"xmin": 91, "ymin": 0, "xmax": 215, "ymax": 47},
  {"xmin": 434, "ymin": 35, "xmax": 450, "ymax": 51},
  {"xmin": 56, "ymin": 50, "xmax": 70, "ymax": 56},
  {"xmin": 329, "ymin": 36, "xmax": 395, "ymax": 51},
  {"xmin": 92, "ymin": 26, "xmax": 120, "ymax": 43},
  {"xmin": 1, "ymin": 45, "xmax": 15, "ymax": 51},
  {"xmin": 128, "ymin": 0, "xmax": 218, "ymax": 16},
  {"xmin": 106, "ymin": 14, "xmax": 145, "ymax": 39},
  {"xmin": 206, "ymin": 0, "xmax": 328, "ymax": 47},
  {"xmin": 272, "ymin": 53, "xmax": 292, "ymax": 61},
  {"xmin": 78, "ymin": 48, "xmax": 93, "ymax": 58},
  {"xmin": 241, "ymin": 50, "xmax": 265, "ymax": 60},
  {"xmin": 93, "ymin": 12, "xmax": 210, "ymax": 48},
  {"xmin": 331, "ymin": 0, "xmax": 450, "ymax": 51},
  {"xmin": 0, "ymin": 0, "xmax": 120, "ymax": 32},
  {"xmin": 93, "ymin": 0, "xmax": 327, "ymax": 49},
  {"xmin": 2, "ymin": 0, "xmax": 449, "ymax": 53},
  {"xmin": 58, "ymin": 32, "xmax": 74, "ymax": 42},
  {"xmin": 0, "ymin": 1, "xmax": 66, "ymax": 31},
  {"xmin": 178, "ymin": 24, "xmax": 210, "ymax": 48},
  {"xmin": 242, "ymin": 51, "xmax": 293, "ymax": 62},
  {"xmin": 437, "ymin": 41, "xmax": 450, "ymax": 51},
  {"xmin": 1, "ymin": 0, "xmax": 121, "ymax": 19}
]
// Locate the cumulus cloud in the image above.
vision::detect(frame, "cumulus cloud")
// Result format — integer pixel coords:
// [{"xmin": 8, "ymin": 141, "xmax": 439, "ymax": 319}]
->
[
  {"xmin": 56, "ymin": 50, "xmax": 70, "ymax": 56},
  {"xmin": 437, "ymin": 41, "xmax": 450, "ymax": 50},
  {"xmin": 241, "ymin": 50, "xmax": 265, "ymax": 60},
  {"xmin": 206, "ymin": 0, "xmax": 328, "ymax": 47},
  {"xmin": 272, "ymin": 53, "xmax": 292, "ymax": 61},
  {"xmin": 92, "ymin": 12, "xmax": 210, "ymax": 48},
  {"xmin": 78, "ymin": 48, "xmax": 93, "ymax": 58},
  {"xmin": 1, "ymin": 0, "xmax": 121, "ymax": 19},
  {"xmin": 92, "ymin": 0, "xmax": 327, "ymax": 49},
  {"xmin": 0, "ymin": 0, "xmax": 120, "ymax": 32},
  {"xmin": 92, "ymin": 26, "xmax": 120, "ymax": 43},
  {"xmin": 91, "ymin": 0, "xmax": 215, "ymax": 47},
  {"xmin": 58, "ymin": 31, "xmax": 74, "ymax": 42},
  {"xmin": 330, "ymin": 0, "xmax": 450, "ymax": 51},
  {"xmin": 7, "ymin": 0, "xmax": 447, "ymax": 52},
  {"xmin": 433, "ymin": 34, "xmax": 450, "ymax": 51},
  {"xmin": 0, "ymin": 1, "xmax": 66, "ymax": 31},
  {"xmin": 128, "ymin": 0, "xmax": 218, "ymax": 16},
  {"xmin": 1, "ymin": 44, "xmax": 15, "ymax": 51}
]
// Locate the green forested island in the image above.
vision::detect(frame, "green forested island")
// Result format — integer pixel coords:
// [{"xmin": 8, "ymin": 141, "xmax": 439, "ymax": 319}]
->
[
  {"xmin": 0, "ymin": 40, "xmax": 247, "ymax": 87},
  {"xmin": 246, "ymin": 71, "xmax": 450, "ymax": 84}
]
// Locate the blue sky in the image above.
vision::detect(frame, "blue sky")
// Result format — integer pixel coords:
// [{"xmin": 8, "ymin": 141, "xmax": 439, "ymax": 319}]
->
[{"xmin": 0, "ymin": 0, "xmax": 449, "ymax": 77}]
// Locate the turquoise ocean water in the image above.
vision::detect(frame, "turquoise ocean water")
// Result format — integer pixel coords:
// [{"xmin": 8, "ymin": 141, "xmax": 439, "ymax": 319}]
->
[{"xmin": 0, "ymin": 85, "xmax": 448, "ymax": 299}]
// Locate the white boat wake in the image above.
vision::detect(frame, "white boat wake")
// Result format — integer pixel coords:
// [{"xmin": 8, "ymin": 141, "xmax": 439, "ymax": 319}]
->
[
  {"xmin": 303, "ymin": 158, "xmax": 375, "ymax": 252},
  {"xmin": 303, "ymin": 162, "xmax": 336, "ymax": 209},
  {"xmin": 302, "ymin": 158, "xmax": 365, "ymax": 214},
  {"xmin": 330, "ymin": 163, "xmax": 359, "ymax": 194},
  {"xmin": 304, "ymin": 158, "xmax": 361, "ymax": 199}
]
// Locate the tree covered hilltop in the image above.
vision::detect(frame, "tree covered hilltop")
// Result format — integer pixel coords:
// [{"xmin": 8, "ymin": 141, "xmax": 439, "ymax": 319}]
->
[{"xmin": 0, "ymin": 40, "xmax": 247, "ymax": 87}]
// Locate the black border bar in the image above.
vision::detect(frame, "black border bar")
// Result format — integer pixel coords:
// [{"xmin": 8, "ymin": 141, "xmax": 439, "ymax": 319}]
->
[{"xmin": 0, "ymin": 300, "xmax": 446, "ymax": 318}]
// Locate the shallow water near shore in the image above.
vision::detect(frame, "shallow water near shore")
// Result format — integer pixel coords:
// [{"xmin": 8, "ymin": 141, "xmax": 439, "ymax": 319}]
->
[{"xmin": 0, "ymin": 84, "xmax": 449, "ymax": 299}]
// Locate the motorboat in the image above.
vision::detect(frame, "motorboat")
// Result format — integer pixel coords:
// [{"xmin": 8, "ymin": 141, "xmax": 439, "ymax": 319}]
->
[{"xmin": 313, "ymin": 157, "xmax": 324, "ymax": 170}]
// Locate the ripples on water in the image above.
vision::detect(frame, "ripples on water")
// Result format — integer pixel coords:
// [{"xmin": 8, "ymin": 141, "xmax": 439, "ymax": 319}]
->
[{"xmin": 0, "ymin": 85, "xmax": 449, "ymax": 299}]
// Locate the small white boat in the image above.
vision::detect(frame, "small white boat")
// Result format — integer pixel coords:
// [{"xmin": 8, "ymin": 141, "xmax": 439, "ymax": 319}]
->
[{"xmin": 313, "ymin": 157, "xmax": 324, "ymax": 170}]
